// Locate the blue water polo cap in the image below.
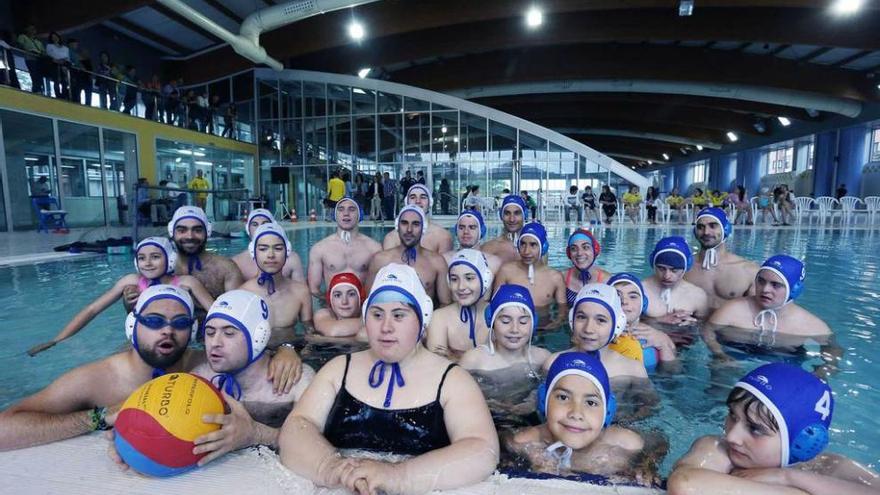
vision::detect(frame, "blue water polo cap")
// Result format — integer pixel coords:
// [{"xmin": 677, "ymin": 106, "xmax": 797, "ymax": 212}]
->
[
  {"xmin": 608, "ymin": 272, "xmax": 649, "ymax": 315},
  {"xmin": 759, "ymin": 254, "xmax": 806, "ymax": 303},
  {"xmin": 650, "ymin": 236, "xmax": 693, "ymax": 271},
  {"xmin": 500, "ymin": 194, "xmax": 528, "ymax": 222},
  {"xmin": 538, "ymin": 351, "xmax": 616, "ymax": 428},
  {"xmin": 457, "ymin": 209, "xmax": 487, "ymax": 242},
  {"xmin": 734, "ymin": 363, "xmax": 833, "ymax": 466},
  {"xmin": 568, "ymin": 283, "xmax": 627, "ymax": 347},
  {"xmin": 333, "ymin": 196, "xmax": 363, "ymax": 223},
  {"xmin": 694, "ymin": 206, "xmax": 732, "ymax": 241},
  {"xmin": 484, "ymin": 284, "xmax": 537, "ymax": 331},
  {"xmin": 519, "ymin": 222, "xmax": 549, "ymax": 256}
]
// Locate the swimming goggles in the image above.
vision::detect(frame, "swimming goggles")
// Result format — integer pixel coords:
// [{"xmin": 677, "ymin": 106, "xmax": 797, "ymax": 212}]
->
[{"xmin": 135, "ymin": 314, "xmax": 195, "ymax": 330}]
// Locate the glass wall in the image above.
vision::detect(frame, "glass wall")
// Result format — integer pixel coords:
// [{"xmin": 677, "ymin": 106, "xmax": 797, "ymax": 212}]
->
[
  {"xmin": 253, "ymin": 69, "xmax": 646, "ymax": 219},
  {"xmin": 0, "ymin": 110, "xmax": 56, "ymax": 230}
]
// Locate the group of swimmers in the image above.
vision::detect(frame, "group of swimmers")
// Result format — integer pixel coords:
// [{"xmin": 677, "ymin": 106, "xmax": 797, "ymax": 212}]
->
[{"xmin": 1, "ymin": 183, "xmax": 876, "ymax": 494}]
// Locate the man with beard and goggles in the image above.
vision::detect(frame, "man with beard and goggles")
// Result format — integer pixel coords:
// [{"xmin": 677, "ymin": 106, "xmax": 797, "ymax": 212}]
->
[
  {"xmin": 684, "ymin": 207, "xmax": 760, "ymax": 310},
  {"xmin": 367, "ymin": 205, "xmax": 451, "ymax": 305}
]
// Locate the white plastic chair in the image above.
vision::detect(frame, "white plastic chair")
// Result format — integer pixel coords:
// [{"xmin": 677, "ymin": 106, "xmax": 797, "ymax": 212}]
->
[
  {"xmin": 865, "ymin": 196, "xmax": 880, "ymax": 225},
  {"xmin": 749, "ymin": 197, "xmax": 761, "ymax": 225},
  {"xmin": 839, "ymin": 196, "xmax": 865, "ymax": 225},
  {"xmin": 815, "ymin": 196, "xmax": 842, "ymax": 226},
  {"xmin": 794, "ymin": 196, "xmax": 817, "ymax": 225}
]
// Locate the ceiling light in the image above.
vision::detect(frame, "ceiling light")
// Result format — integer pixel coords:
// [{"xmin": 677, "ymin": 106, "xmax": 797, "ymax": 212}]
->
[
  {"xmin": 441, "ymin": 125, "xmax": 448, "ymax": 134},
  {"xmin": 753, "ymin": 121, "xmax": 767, "ymax": 133},
  {"xmin": 631, "ymin": 165, "xmax": 637, "ymax": 170},
  {"xmin": 662, "ymin": 153, "xmax": 670, "ymax": 160},
  {"xmin": 832, "ymin": 0, "xmax": 863, "ymax": 15},
  {"xmin": 352, "ymin": 88, "xmax": 366, "ymax": 94},
  {"xmin": 876, "ymin": 83, "xmax": 880, "ymax": 90},
  {"xmin": 696, "ymin": 144, "xmax": 704, "ymax": 151},
  {"xmin": 453, "ymin": 136, "xmax": 459, "ymax": 143},
  {"xmin": 777, "ymin": 116, "xmax": 792, "ymax": 127},
  {"xmin": 726, "ymin": 131, "xmax": 739, "ymax": 142},
  {"xmin": 679, "ymin": 0, "xmax": 694, "ymax": 16},
  {"xmin": 525, "ymin": 7, "xmax": 543, "ymax": 28},
  {"xmin": 647, "ymin": 160, "xmax": 653, "ymax": 165},
  {"xmin": 347, "ymin": 20, "xmax": 365, "ymax": 41},
  {"xmin": 680, "ymin": 147, "xmax": 689, "ymax": 155},
  {"xmin": 25, "ymin": 156, "xmax": 39, "ymax": 161},
  {"xmin": 357, "ymin": 68, "xmax": 371, "ymax": 78},
  {"xmin": 805, "ymin": 108, "xmax": 820, "ymax": 118}
]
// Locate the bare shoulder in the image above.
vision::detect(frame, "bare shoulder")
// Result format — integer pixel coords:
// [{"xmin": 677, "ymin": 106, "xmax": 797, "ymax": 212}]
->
[
  {"xmin": 604, "ymin": 425, "xmax": 644, "ymax": 451},
  {"xmin": 609, "ymin": 351, "xmax": 648, "ymax": 378},
  {"xmin": 118, "ymin": 273, "xmax": 140, "ymax": 286},
  {"xmin": 239, "ymin": 278, "xmax": 259, "ymax": 291},
  {"xmin": 357, "ymin": 233, "xmax": 382, "ymax": 251},
  {"xmin": 674, "ymin": 435, "xmax": 731, "ymax": 471},
  {"xmin": 709, "ymin": 297, "xmax": 748, "ymax": 324},
  {"xmin": 458, "ymin": 347, "xmax": 488, "ymax": 370},
  {"xmin": 794, "ymin": 305, "xmax": 832, "ymax": 335}
]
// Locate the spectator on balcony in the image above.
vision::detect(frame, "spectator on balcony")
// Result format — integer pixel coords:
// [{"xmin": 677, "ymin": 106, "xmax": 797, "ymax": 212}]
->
[
  {"xmin": 17, "ymin": 25, "xmax": 46, "ymax": 95},
  {"xmin": 45, "ymin": 32, "xmax": 69, "ymax": 99},
  {"xmin": 222, "ymin": 101, "xmax": 237, "ymax": 139},
  {"xmin": 182, "ymin": 89, "xmax": 197, "ymax": 128},
  {"xmin": 68, "ymin": 41, "xmax": 92, "ymax": 105},
  {"xmin": 111, "ymin": 63, "xmax": 126, "ymax": 110},
  {"xmin": 95, "ymin": 51, "xmax": 114, "ymax": 110},
  {"xmin": 143, "ymin": 74, "xmax": 161, "ymax": 121},
  {"xmin": 0, "ymin": 30, "xmax": 21, "ymax": 89},
  {"xmin": 194, "ymin": 91, "xmax": 210, "ymax": 132},
  {"xmin": 207, "ymin": 94, "xmax": 221, "ymax": 134},
  {"xmin": 161, "ymin": 78, "xmax": 177, "ymax": 124},
  {"xmin": 121, "ymin": 66, "xmax": 138, "ymax": 115}
]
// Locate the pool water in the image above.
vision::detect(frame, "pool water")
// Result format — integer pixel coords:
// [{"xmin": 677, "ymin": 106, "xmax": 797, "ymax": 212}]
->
[{"xmin": 1, "ymin": 224, "xmax": 877, "ymax": 477}]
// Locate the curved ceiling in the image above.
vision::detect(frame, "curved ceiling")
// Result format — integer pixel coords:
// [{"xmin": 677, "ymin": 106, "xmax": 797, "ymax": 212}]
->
[{"xmin": 20, "ymin": 0, "xmax": 880, "ymax": 169}]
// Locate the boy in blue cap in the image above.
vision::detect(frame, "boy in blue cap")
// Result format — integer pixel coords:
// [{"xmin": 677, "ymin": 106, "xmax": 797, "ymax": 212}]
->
[
  {"xmin": 669, "ymin": 363, "xmax": 877, "ymax": 494},
  {"xmin": 643, "ymin": 236, "xmax": 710, "ymax": 324}
]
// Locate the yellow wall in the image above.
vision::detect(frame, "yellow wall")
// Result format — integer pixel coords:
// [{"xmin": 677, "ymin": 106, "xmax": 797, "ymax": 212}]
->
[{"xmin": 0, "ymin": 86, "xmax": 256, "ymax": 180}]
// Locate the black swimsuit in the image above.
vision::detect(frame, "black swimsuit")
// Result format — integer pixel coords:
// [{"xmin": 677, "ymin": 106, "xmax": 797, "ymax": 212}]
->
[{"xmin": 324, "ymin": 354, "xmax": 456, "ymax": 456}]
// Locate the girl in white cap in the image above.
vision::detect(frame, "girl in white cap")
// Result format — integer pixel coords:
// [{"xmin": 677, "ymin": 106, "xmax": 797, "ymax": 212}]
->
[{"xmin": 280, "ymin": 263, "xmax": 498, "ymax": 494}]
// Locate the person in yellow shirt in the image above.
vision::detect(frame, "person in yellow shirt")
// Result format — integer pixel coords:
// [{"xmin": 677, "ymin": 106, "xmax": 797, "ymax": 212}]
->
[
  {"xmin": 188, "ymin": 169, "xmax": 210, "ymax": 211},
  {"xmin": 666, "ymin": 187, "xmax": 685, "ymax": 224},
  {"xmin": 622, "ymin": 186, "xmax": 642, "ymax": 223},
  {"xmin": 690, "ymin": 188, "xmax": 708, "ymax": 208},
  {"xmin": 709, "ymin": 189, "xmax": 725, "ymax": 207}
]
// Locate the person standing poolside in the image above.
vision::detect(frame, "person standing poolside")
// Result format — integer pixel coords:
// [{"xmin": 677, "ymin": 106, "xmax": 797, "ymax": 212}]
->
[
  {"xmin": 427, "ymin": 249, "xmax": 494, "ymax": 360},
  {"xmin": 124, "ymin": 207, "xmax": 244, "ymax": 309},
  {"xmin": 684, "ymin": 207, "xmax": 760, "ymax": 310},
  {"xmin": 442, "ymin": 209, "xmax": 502, "ymax": 275},
  {"xmin": 307, "ymin": 197, "xmax": 382, "ymax": 300},
  {"xmin": 240, "ymin": 223, "xmax": 312, "ymax": 349},
  {"xmin": 563, "ymin": 228, "xmax": 611, "ymax": 307},
  {"xmin": 507, "ymin": 352, "xmax": 651, "ymax": 483},
  {"xmin": 704, "ymin": 255, "xmax": 834, "ymax": 367},
  {"xmin": 383, "ymin": 184, "xmax": 454, "ymax": 253},
  {"xmin": 324, "ymin": 170, "xmax": 345, "ymax": 215},
  {"xmin": 28, "ymin": 237, "xmax": 213, "ymax": 356},
  {"xmin": 482, "ymin": 194, "xmax": 529, "ymax": 264},
  {"xmin": 232, "ymin": 209, "xmax": 305, "ymax": 282},
  {"xmin": 313, "ymin": 273, "xmax": 366, "ymax": 339},
  {"xmin": 494, "ymin": 222, "xmax": 568, "ymax": 330},
  {"xmin": 668, "ymin": 363, "xmax": 878, "ymax": 495},
  {"xmin": 459, "ymin": 284, "xmax": 551, "ymax": 373},
  {"xmin": 279, "ymin": 264, "xmax": 499, "ymax": 494},
  {"xmin": 368, "ymin": 205, "xmax": 451, "ymax": 305},
  {"xmin": 642, "ymin": 236, "xmax": 710, "ymax": 325},
  {"xmin": 607, "ymin": 273, "xmax": 677, "ymax": 372},
  {"xmin": 188, "ymin": 169, "xmax": 210, "ymax": 211},
  {"xmin": 180, "ymin": 291, "xmax": 316, "ymax": 467}
]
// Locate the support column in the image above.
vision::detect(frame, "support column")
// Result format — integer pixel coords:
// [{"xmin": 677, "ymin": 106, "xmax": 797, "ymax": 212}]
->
[
  {"xmin": 735, "ymin": 149, "xmax": 762, "ymax": 196},
  {"xmin": 836, "ymin": 125, "xmax": 868, "ymax": 197},
  {"xmin": 812, "ymin": 131, "xmax": 836, "ymax": 197}
]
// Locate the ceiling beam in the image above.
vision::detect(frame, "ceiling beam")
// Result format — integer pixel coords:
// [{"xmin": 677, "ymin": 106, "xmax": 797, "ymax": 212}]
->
[
  {"xmin": 552, "ymin": 128, "xmax": 723, "ymax": 149},
  {"xmin": 151, "ymin": 3, "xmax": 224, "ymax": 44},
  {"xmin": 768, "ymin": 44, "xmax": 791, "ymax": 56},
  {"xmin": 797, "ymin": 46, "xmax": 832, "ymax": 62},
  {"xmin": 11, "ymin": 0, "xmax": 153, "ymax": 34},
  {"xmin": 203, "ymin": 0, "xmax": 244, "ymax": 24},
  {"xmin": 832, "ymin": 50, "xmax": 873, "ymax": 68},
  {"xmin": 107, "ymin": 17, "xmax": 188, "ymax": 54}
]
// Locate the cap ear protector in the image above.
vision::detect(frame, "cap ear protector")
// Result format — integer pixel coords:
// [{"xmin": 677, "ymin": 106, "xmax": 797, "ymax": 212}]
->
[
  {"xmin": 566, "ymin": 229, "xmax": 601, "ymax": 265},
  {"xmin": 608, "ymin": 273, "xmax": 649, "ymax": 315},
  {"xmin": 125, "ymin": 285, "xmax": 197, "ymax": 350},
  {"xmin": 167, "ymin": 206, "xmax": 213, "ymax": 238},
  {"xmin": 332, "ymin": 197, "xmax": 363, "ymax": 223},
  {"xmin": 134, "ymin": 237, "xmax": 177, "ymax": 276},
  {"xmin": 248, "ymin": 223, "xmax": 292, "ymax": 264},
  {"xmin": 693, "ymin": 207, "xmax": 733, "ymax": 242},
  {"xmin": 519, "ymin": 222, "xmax": 549, "ymax": 257}
]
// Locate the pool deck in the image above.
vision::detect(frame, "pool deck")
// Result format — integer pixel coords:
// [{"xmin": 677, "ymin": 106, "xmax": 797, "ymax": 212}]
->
[
  {"xmin": 0, "ymin": 218, "xmax": 876, "ymax": 268},
  {"xmin": 0, "ymin": 434, "xmax": 663, "ymax": 494}
]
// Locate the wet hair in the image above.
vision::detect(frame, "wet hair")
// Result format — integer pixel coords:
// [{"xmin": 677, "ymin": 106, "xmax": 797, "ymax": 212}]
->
[{"xmin": 726, "ymin": 387, "xmax": 779, "ymax": 433}]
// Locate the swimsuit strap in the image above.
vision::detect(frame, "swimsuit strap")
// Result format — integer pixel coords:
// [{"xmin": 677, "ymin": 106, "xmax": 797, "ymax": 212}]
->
[
  {"xmin": 340, "ymin": 353, "xmax": 351, "ymax": 388},
  {"xmin": 435, "ymin": 363, "xmax": 458, "ymax": 402},
  {"xmin": 257, "ymin": 272, "xmax": 276, "ymax": 295},
  {"xmin": 460, "ymin": 306, "xmax": 476, "ymax": 347},
  {"xmin": 137, "ymin": 276, "xmax": 150, "ymax": 291},
  {"xmin": 369, "ymin": 360, "xmax": 406, "ymax": 408},
  {"xmin": 170, "ymin": 275, "xmax": 181, "ymax": 287}
]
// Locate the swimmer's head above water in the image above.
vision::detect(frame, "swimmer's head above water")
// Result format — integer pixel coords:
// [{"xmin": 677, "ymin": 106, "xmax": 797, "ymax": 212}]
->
[
  {"xmin": 694, "ymin": 207, "xmax": 732, "ymax": 250},
  {"xmin": 755, "ymin": 254, "xmax": 805, "ymax": 310},
  {"xmin": 569, "ymin": 283, "xmax": 627, "ymax": 352},
  {"xmin": 726, "ymin": 363, "xmax": 833, "ymax": 468},
  {"xmin": 500, "ymin": 195, "xmax": 528, "ymax": 233},
  {"xmin": 405, "ymin": 184, "xmax": 431, "ymax": 217},
  {"xmin": 448, "ymin": 249, "xmax": 492, "ymax": 307},
  {"xmin": 124, "ymin": 284, "xmax": 196, "ymax": 372},
  {"xmin": 566, "ymin": 228, "xmax": 601, "ymax": 274},
  {"xmin": 484, "ymin": 284, "xmax": 536, "ymax": 354},
  {"xmin": 456, "ymin": 209, "xmax": 486, "ymax": 248},
  {"xmin": 249, "ymin": 222, "xmax": 291, "ymax": 295},
  {"xmin": 245, "ymin": 208, "xmax": 274, "ymax": 238},
  {"xmin": 608, "ymin": 273, "xmax": 648, "ymax": 325},
  {"xmin": 326, "ymin": 272, "xmax": 365, "ymax": 319},
  {"xmin": 334, "ymin": 197, "xmax": 362, "ymax": 231},
  {"xmin": 538, "ymin": 351, "xmax": 616, "ymax": 450},
  {"xmin": 134, "ymin": 237, "xmax": 177, "ymax": 283},
  {"xmin": 203, "ymin": 290, "xmax": 272, "ymax": 399},
  {"xmin": 519, "ymin": 222, "xmax": 548, "ymax": 285},
  {"xmin": 650, "ymin": 236, "xmax": 693, "ymax": 288}
]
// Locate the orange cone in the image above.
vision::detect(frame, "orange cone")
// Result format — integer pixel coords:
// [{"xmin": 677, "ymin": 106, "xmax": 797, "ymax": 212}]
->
[{"xmin": 309, "ymin": 209, "xmax": 317, "ymax": 222}]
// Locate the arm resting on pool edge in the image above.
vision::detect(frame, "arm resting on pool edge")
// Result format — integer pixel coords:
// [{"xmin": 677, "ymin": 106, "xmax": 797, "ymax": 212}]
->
[
  {"xmin": 0, "ymin": 358, "xmax": 114, "ymax": 451},
  {"xmin": 668, "ymin": 466, "xmax": 809, "ymax": 495}
]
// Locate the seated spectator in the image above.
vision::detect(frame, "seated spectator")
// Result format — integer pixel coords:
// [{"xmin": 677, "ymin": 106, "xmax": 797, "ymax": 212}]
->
[
  {"xmin": 564, "ymin": 185, "xmax": 582, "ymax": 223},
  {"xmin": 757, "ymin": 187, "xmax": 779, "ymax": 225},
  {"xmin": 31, "ymin": 176, "xmax": 51, "ymax": 198},
  {"xmin": 666, "ymin": 187, "xmax": 686, "ymax": 224},
  {"xmin": 726, "ymin": 185, "xmax": 754, "ymax": 225},
  {"xmin": 622, "ymin": 185, "xmax": 642, "ymax": 223}
]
